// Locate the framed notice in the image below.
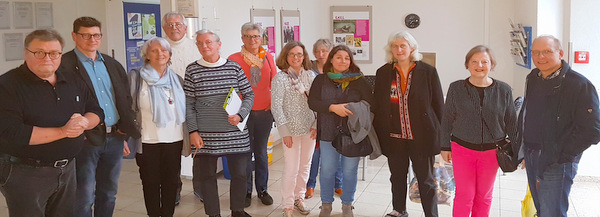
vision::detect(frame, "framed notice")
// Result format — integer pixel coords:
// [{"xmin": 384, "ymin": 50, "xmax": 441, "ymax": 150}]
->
[
  {"xmin": 35, "ymin": 2, "xmax": 53, "ymax": 28},
  {"xmin": 175, "ymin": 0, "xmax": 198, "ymax": 18},
  {"xmin": 0, "ymin": 1, "xmax": 10, "ymax": 29},
  {"xmin": 251, "ymin": 8, "xmax": 276, "ymax": 58},
  {"xmin": 280, "ymin": 10, "xmax": 300, "ymax": 48},
  {"xmin": 13, "ymin": 2, "xmax": 33, "ymax": 29},
  {"xmin": 4, "ymin": 33, "xmax": 24, "ymax": 61},
  {"xmin": 331, "ymin": 6, "xmax": 372, "ymax": 64}
]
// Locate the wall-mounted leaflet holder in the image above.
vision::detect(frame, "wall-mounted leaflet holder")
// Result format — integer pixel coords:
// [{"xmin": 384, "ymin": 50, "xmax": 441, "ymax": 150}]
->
[{"xmin": 509, "ymin": 20, "xmax": 532, "ymax": 69}]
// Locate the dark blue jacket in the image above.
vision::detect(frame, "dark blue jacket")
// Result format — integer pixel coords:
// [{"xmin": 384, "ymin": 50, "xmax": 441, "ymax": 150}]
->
[{"xmin": 518, "ymin": 60, "xmax": 600, "ymax": 174}]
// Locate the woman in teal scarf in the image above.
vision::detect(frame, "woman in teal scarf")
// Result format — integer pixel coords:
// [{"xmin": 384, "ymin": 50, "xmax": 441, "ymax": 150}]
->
[{"xmin": 308, "ymin": 45, "xmax": 373, "ymax": 217}]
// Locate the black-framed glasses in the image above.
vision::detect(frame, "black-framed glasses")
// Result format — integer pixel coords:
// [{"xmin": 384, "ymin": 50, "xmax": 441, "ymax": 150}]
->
[
  {"xmin": 26, "ymin": 48, "xmax": 62, "ymax": 60},
  {"xmin": 166, "ymin": 22, "xmax": 185, "ymax": 28},
  {"xmin": 243, "ymin": 34, "xmax": 261, "ymax": 39},
  {"xmin": 76, "ymin": 33, "xmax": 103, "ymax": 40}
]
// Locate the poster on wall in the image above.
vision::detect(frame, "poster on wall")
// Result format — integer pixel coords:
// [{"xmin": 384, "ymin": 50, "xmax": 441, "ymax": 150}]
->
[
  {"xmin": 0, "ymin": 1, "xmax": 10, "ymax": 29},
  {"xmin": 127, "ymin": 13, "xmax": 142, "ymax": 39},
  {"xmin": 13, "ymin": 2, "xmax": 33, "ymax": 29},
  {"xmin": 123, "ymin": 2, "xmax": 161, "ymax": 73},
  {"xmin": 280, "ymin": 10, "xmax": 300, "ymax": 47},
  {"xmin": 175, "ymin": 0, "xmax": 198, "ymax": 17},
  {"xmin": 331, "ymin": 6, "xmax": 372, "ymax": 64},
  {"xmin": 4, "ymin": 33, "xmax": 23, "ymax": 61},
  {"xmin": 35, "ymin": 2, "xmax": 53, "ymax": 28},
  {"xmin": 251, "ymin": 9, "xmax": 276, "ymax": 58}
]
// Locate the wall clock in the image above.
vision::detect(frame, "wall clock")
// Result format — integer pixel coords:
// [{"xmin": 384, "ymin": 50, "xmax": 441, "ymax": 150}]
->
[{"xmin": 405, "ymin": 13, "xmax": 420, "ymax": 29}]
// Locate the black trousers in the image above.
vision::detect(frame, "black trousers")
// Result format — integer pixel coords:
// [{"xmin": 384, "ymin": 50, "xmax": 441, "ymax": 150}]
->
[
  {"xmin": 195, "ymin": 153, "xmax": 249, "ymax": 216},
  {"xmin": 386, "ymin": 138, "xmax": 438, "ymax": 217},
  {"xmin": 136, "ymin": 141, "xmax": 183, "ymax": 217}
]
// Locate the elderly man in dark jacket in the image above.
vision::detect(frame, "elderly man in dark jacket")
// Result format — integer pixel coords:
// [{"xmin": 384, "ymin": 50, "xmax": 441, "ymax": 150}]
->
[{"xmin": 519, "ymin": 35, "xmax": 600, "ymax": 217}]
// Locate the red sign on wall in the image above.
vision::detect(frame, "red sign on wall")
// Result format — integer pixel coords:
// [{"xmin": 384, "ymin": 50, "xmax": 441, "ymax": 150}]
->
[{"xmin": 574, "ymin": 51, "xmax": 590, "ymax": 64}]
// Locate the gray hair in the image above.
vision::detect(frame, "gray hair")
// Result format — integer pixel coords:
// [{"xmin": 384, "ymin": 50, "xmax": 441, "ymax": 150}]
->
[
  {"xmin": 162, "ymin": 12, "xmax": 187, "ymax": 27},
  {"xmin": 24, "ymin": 29, "xmax": 65, "ymax": 49},
  {"xmin": 313, "ymin": 39, "xmax": 334, "ymax": 53},
  {"xmin": 195, "ymin": 29, "xmax": 220, "ymax": 42},
  {"xmin": 534, "ymin": 35, "xmax": 563, "ymax": 50},
  {"xmin": 141, "ymin": 37, "xmax": 172, "ymax": 65},
  {"xmin": 384, "ymin": 31, "xmax": 422, "ymax": 63},
  {"xmin": 240, "ymin": 22, "xmax": 263, "ymax": 35}
]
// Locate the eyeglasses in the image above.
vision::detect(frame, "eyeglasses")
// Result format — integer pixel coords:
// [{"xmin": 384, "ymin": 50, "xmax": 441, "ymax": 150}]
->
[
  {"xmin": 76, "ymin": 33, "xmax": 103, "ymax": 40},
  {"xmin": 243, "ymin": 34, "xmax": 261, "ymax": 40},
  {"xmin": 166, "ymin": 22, "xmax": 185, "ymax": 28},
  {"xmin": 531, "ymin": 50, "xmax": 557, "ymax": 57},
  {"xmin": 196, "ymin": 40, "xmax": 215, "ymax": 47},
  {"xmin": 288, "ymin": 53, "xmax": 304, "ymax": 58},
  {"xmin": 26, "ymin": 48, "xmax": 62, "ymax": 60}
]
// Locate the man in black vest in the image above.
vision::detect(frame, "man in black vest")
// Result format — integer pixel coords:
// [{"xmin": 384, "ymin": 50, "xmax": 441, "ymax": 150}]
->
[{"xmin": 60, "ymin": 17, "xmax": 141, "ymax": 217}]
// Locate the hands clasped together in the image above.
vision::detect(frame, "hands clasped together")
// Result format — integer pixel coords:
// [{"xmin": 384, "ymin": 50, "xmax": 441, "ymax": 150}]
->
[{"xmin": 61, "ymin": 113, "xmax": 89, "ymax": 138}]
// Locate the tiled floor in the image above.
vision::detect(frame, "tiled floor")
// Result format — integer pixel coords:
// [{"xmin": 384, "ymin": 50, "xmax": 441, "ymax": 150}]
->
[{"xmin": 1, "ymin": 142, "xmax": 599, "ymax": 217}]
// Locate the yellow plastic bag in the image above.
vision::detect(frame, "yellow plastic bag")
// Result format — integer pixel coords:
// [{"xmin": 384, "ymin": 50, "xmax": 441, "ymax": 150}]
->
[{"xmin": 522, "ymin": 185, "xmax": 537, "ymax": 217}]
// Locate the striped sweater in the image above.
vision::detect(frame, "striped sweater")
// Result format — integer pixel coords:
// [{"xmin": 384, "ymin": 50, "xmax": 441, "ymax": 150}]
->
[{"xmin": 184, "ymin": 59, "xmax": 255, "ymax": 155}]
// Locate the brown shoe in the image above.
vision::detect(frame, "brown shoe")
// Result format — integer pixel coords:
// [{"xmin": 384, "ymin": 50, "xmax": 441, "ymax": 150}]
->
[
  {"xmin": 305, "ymin": 188, "xmax": 314, "ymax": 199},
  {"xmin": 334, "ymin": 188, "xmax": 343, "ymax": 195}
]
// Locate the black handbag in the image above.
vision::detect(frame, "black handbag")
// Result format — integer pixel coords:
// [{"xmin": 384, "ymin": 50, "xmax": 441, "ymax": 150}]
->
[
  {"xmin": 331, "ymin": 117, "xmax": 372, "ymax": 157},
  {"xmin": 482, "ymin": 119, "xmax": 518, "ymax": 172}
]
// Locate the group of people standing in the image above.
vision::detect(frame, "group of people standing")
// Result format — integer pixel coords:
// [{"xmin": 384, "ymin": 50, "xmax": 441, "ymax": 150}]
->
[{"xmin": 0, "ymin": 11, "xmax": 599, "ymax": 217}]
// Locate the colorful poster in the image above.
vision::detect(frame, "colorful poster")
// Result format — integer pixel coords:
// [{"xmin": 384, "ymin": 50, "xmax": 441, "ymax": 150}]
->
[
  {"xmin": 142, "ymin": 13, "xmax": 157, "ymax": 40},
  {"xmin": 123, "ymin": 2, "xmax": 161, "ymax": 73},
  {"xmin": 127, "ymin": 13, "xmax": 142, "ymax": 40},
  {"xmin": 125, "ymin": 40, "xmax": 145, "ymax": 72},
  {"xmin": 251, "ymin": 9, "xmax": 276, "ymax": 58},
  {"xmin": 331, "ymin": 7, "xmax": 372, "ymax": 63},
  {"xmin": 281, "ymin": 10, "xmax": 300, "ymax": 47}
]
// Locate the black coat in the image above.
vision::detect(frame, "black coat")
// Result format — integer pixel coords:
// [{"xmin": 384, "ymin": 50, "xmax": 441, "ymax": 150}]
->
[
  {"xmin": 60, "ymin": 50, "xmax": 141, "ymax": 140},
  {"xmin": 373, "ymin": 61, "xmax": 444, "ymax": 157}
]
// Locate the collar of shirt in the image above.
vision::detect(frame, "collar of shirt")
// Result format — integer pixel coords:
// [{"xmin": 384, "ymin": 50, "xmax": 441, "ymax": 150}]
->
[
  {"xmin": 537, "ymin": 67, "xmax": 562, "ymax": 80},
  {"xmin": 74, "ymin": 49, "xmax": 104, "ymax": 63},
  {"xmin": 20, "ymin": 63, "xmax": 67, "ymax": 84}
]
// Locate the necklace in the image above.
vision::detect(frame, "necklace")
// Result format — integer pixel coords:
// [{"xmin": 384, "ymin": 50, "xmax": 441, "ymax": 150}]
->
[{"xmin": 162, "ymin": 87, "xmax": 173, "ymax": 104}]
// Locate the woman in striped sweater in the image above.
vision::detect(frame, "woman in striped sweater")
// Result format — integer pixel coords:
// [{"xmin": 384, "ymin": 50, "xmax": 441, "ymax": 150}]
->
[{"xmin": 184, "ymin": 30, "xmax": 254, "ymax": 217}]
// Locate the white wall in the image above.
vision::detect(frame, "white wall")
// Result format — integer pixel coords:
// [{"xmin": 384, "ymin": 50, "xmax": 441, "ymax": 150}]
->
[
  {"xmin": 569, "ymin": 0, "xmax": 600, "ymax": 177},
  {"xmin": 0, "ymin": 0, "xmax": 107, "ymax": 72}
]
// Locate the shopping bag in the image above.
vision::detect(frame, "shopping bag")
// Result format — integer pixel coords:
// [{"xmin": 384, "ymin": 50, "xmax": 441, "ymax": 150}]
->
[
  {"xmin": 521, "ymin": 185, "xmax": 536, "ymax": 217},
  {"xmin": 408, "ymin": 161, "xmax": 455, "ymax": 205}
]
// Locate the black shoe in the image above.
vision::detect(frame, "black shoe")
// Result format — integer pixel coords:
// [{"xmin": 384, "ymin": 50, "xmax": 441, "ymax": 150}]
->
[
  {"xmin": 231, "ymin": 210, "xmax": 252, "ymax": 217},
  {"xmin": 257, "ymin": 191, "xmax": 273, "ymax": 205},
  {"xmin": 245, "ymin": 193, "xmax": 252, "ymax": 207}
]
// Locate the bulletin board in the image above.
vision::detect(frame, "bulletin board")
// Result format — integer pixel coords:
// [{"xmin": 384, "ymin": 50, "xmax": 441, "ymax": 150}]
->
[
  {"xmin": 280, "ymin": 9, "xmax": 300, "ymax": 48},
  {"xmin": 122, "ymin": 2, "xmax": 161, "ymax": 73},
  {"xmin": 251, "ymin": 8, "xmax": 276, "ymax": 58},
  {"xmin": 330, "ymin": 6, "xmax": 372, "ymax": 64}
]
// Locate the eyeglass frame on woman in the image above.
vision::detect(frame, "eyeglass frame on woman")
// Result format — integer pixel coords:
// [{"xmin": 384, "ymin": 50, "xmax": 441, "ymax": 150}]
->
[
  {"xmin": 75, "ymin": 32, "xmax": 103, "ymax": 40},
  {"xmin": 288, "ymin": 53, "xmax": 304, "ymax": 58},
  {"xmin": 25, "ymin": 48, "xmax": 62, "ymax": 60},
  {"xmin": 242, "ymin": 34, "xmax": 262, "ymax": 39}
]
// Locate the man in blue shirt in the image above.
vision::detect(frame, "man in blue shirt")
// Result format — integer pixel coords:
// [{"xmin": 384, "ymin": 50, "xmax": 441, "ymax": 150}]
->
[{"xmin": 60, "ymin": 17, "xmax": 141, "ymax": 217}]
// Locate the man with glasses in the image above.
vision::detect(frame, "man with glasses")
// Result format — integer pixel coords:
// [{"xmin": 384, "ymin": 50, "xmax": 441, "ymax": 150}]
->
[
  {"xmin": 161, "ymin": 12, "xmax": 203, "ymax": 205},
  {"xmin": 519, "ymin": 35, "xmax": 600, "ymax": 217},
  {"xmin": 60, "ymin": 16, "xmax": 141, "ymax": 217},
  {"xmin": 0, "ymin": 29, "xmax": 103, "ymax": 217}
]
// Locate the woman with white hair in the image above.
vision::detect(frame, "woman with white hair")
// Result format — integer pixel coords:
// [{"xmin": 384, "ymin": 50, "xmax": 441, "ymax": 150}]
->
[
  {"xmin": 372, "ymin": 31, "xmax": 443, "ymax": 217},
  {"xmin": 128, "ymin": 37, "xmax": 187, "ymax": 217}
]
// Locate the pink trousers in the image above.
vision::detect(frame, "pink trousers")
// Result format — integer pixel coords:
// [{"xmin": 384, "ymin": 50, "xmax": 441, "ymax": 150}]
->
[
  {"xmin": 451, "ymin": 142, "xmax": 499, "ymax": 217},
  {"xmin": 281, "ymin": 133, "xmax": 316, "ymax": 209}
]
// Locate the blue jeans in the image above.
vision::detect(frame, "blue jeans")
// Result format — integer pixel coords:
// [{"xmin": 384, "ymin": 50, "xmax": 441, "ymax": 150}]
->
[
  {"xmin": 75, "ymin": 135, "xmax": 125, "ymax": 217},
  {"xmin": 319, "ymin": 140, "xmax": 360, "ymax": 204},
  {"xmin": 524, "ymin": 146, "xmax": 579, "ymax": 217},
  {"xmin": 306, "ymin": 147, "xmax": 343, "ymax": 189},
  {"xmin": 246, "ymin": 110, "xmax": 273, "ymax": 193}
]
